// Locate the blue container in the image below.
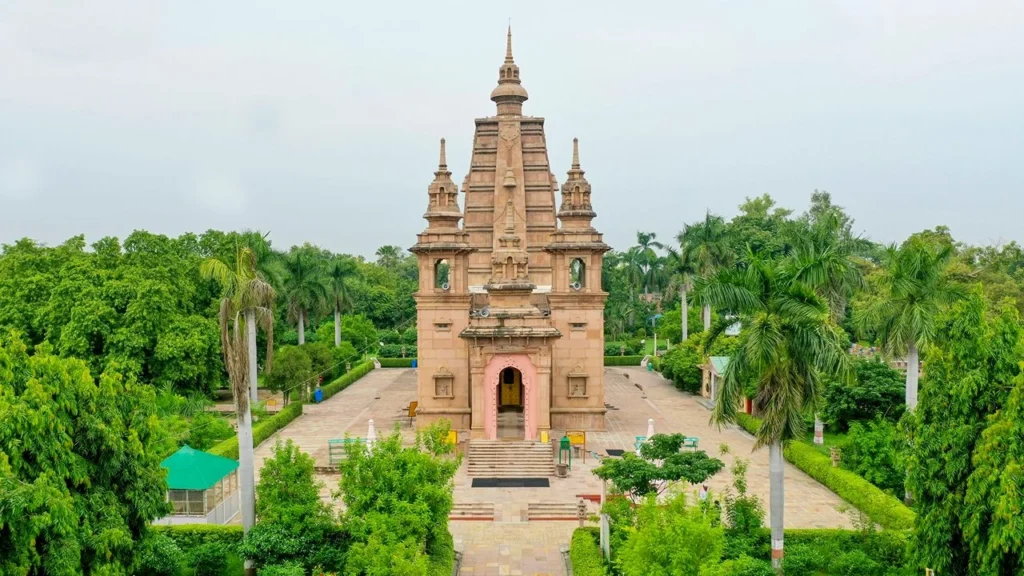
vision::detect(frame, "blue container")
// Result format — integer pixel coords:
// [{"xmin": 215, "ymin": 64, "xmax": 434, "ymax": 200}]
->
[
  {"xmin": 411, "ymin": 359, "xmax": 418, "ymax": 368},
  {"xmin": 314, "ymin": 389, "xmax": 323, "ymax": 403}
]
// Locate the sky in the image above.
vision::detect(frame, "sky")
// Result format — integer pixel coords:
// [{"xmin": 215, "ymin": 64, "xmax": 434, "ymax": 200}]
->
[{"xmin": 1, "ymin": 1, "xmax": 1022, "ymax": 259}]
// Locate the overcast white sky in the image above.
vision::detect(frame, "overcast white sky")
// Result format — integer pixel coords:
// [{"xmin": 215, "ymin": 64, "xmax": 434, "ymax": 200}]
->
[{"xmin": 2, "ymin": 1, "xmax": 1022, "ymax": 258}]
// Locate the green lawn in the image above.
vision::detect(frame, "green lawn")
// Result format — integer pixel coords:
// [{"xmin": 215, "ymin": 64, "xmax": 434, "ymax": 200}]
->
[{"xmin": 801, "ymin": 428, "xmax": 849, "ymax": 457}]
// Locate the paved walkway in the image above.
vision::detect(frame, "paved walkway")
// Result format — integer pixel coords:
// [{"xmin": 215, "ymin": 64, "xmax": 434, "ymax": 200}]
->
[{"xmin": 251, "ymin": 366, "xmax": 853, "ymax": 574}]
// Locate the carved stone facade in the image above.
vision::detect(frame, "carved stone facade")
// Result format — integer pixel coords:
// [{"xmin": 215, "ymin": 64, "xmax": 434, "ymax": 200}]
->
[{"xmin": 412, "ymin": 29, "xmax": 609, "ymax": 439}]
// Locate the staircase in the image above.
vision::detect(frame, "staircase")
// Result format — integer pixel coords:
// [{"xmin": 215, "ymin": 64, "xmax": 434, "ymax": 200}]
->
[
  {"xmin": 449, "ymin": 502, "xmax": 495, "ymax": 520},
  {"xmin": 527, "ymin": 502, "xmax": 580, "ymax": 521},
  {"xmin": 467, "ymin": 440, "xmax": 555, "ymax": 477}
]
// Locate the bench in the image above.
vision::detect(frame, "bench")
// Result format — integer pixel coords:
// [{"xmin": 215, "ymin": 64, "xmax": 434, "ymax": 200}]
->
[
  {"xmin": 328, "ymin": 437, "xmax": 365, "ymax": 465},
  {"xmin": 683, "ymin": 437, "xmax": 700, "ymax": 451},
  {"xmin": 634, "ymin": 436, "xmax": 647, "ymax": 452}
]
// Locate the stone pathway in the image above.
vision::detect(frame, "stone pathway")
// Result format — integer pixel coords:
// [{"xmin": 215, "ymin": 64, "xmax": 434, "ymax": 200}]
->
[{"xmin": 250, "ymin": 366, "xmax": 854, "ymax": 574}]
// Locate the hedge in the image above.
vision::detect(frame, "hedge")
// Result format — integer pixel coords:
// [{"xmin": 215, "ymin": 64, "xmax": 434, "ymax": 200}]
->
[
  {"xmin": 733, "ymin": 413, "xmax": 915, "ymax": 530},
  {"xmin": 321, "ymin": 360, "xmax": 375, "ymax": 401},
  {"xmin": 570, "ymin": 527, "xmax": 608, "ymax": 576},
  {"xmin": 377, "ymin": 357, "xmax": 415, "ymax": 368},
  {"xmin": 603, "ymin": 355, "xmax": 645, "ymax": 367},
  {"xmin": 152, "ymin": 524, "xmax": 244, "ymax": 550},
  {"xmin": 208, "ymin": 401, "xmax": 304, "ymax": 460},
  {"xmin": 726, "ymin": 528, "xmax": 909, "ymax": 567}
]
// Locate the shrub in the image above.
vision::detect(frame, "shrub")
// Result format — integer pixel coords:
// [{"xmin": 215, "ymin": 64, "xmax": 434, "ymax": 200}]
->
[
  {"xmin": 732, "ymin": 414, "xmax": 914, "ymax": 530},
  {"xmin": 207, "ymin": 401, "xmax": 304, "ymax": 460},
  {"xmin": 132, "ymin": 533, "xmax": 184, "ymax": 576},
  {"xmin": 379, "ymin": 329, "xmax": 402, "ymax": 344},
  {"xmin": 658, "ymin": 340, "xmax": 702, "ymax": 394},
  {"xmin": 320, "ymin": 360, "xmax": 375, "ymax": 401},
  {"xmin": 378, "ymin": 357, "xmax": 415, "ymax": 368},
  {"xmin": 822, "ymin": 357, "xmax": 905, "ymax": 431},
  {"xmin": 189, "ymin": 542, "xmax": 229, "ymax": 576},
  {"xmin": 401, "ymin": 327, "xmax": 418, "ymax": 346},
  {"xmin": 570, "ymin": 527, "xmax": 608, "ymax": 576},
  {"xmin": 704, "ymin": 555, "xmax": 775, "ymax": 576},
  {"xmin": 304, "ymin": 342, "xmax": 335, "ymax": 379},
  {"xmin": 379, "ymin": 343, "xmax": 416, "ymax": 358},
  {"xmin": 604, "ymin": 355, "xmax": 644, "ymax": 366},
  {"xmin": 258, "ymin": 563, "xmax": 305, "ymax": 576},
  {"xmin": 239, "ymin": 521, "xmax": 348, "ymax": 573},
  {"xmin": 605, "ymin": 342, "xmax": 625, "ymax": 356},
  {"xmin": 842, "ymin": 419, "xmax": 905, "ymax": 496},
  {"xmin": 615, "ymin": 493, "xmax": 724, "ymax": 576},
  {"xmin": 785, "ymin": 440, "xmax": 914, "ymax": 530},
  {"xmin": 151, "ymin": 524, "xmax": 244, "ymax": 550},
  {"xmin": 265, "ymin": 345, "xmax": 313, "ymax": 396},
  {"xmin": 331, "ymin": 340, "xmax": 359, "ymax": 371}
]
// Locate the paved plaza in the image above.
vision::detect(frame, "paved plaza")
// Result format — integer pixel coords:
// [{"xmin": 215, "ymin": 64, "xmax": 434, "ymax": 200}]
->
[{"xmin": 252, "ymin": 366, "xmax": 854, "ymax": 574}]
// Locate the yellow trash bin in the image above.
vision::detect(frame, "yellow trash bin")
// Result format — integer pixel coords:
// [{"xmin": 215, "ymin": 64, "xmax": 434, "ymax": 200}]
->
[{"xmin": 541, "ymin": 430, "xmax": 549, "ymax": 444}]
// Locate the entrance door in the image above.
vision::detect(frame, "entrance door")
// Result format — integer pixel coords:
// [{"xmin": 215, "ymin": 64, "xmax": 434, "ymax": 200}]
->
[{"xmin": 499, "ymin": 367, "xmax": 523, "ymax": 409}]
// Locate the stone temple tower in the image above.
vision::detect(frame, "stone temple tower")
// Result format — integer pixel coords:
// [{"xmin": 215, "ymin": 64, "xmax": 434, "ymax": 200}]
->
[{"xmin": 413, "ymin": 28, "xmax": 609, "ymax": 441}]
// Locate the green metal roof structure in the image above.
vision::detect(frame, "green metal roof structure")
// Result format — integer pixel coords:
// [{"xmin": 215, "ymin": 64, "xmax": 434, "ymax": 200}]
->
[
  {"xmin": 709, "ymin": 356, "xmax": 730, "ymax": 375},
  {"xmin": 161, "ymin": 445, "xmax": 238, "ymax": 491}
]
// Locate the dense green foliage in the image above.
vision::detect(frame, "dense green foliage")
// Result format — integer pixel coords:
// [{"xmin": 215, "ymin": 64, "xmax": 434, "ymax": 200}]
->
[
  {"xmin": 615, "ymin": 494, "xmax": 725, "ymax": 576},
  {"xmin": 0, "ymin": 333, "xmax": 170, "ymax": 575},
  {"xmin": 842, "ymin": 418, "xmax": 906, "ymax": 496},
  {"xmin": 570, "ymin": 528, "xmax": 609, "ymax": 576},
  {"xmin": 821, "ymin": 358, "xmax": 905, "ymax": 431},
  {"xmin": 0, "ymin": 231, "xmax": 418, "ymax": 398},
  {"xmin": 906, "ymin": 293, "xmax": 1024, "ymax": 575},
  {"xmin": 336, "ymin": 422, "xmax": 460, "ymax": 575},
  {"xmin": 603, "ymin": 355, "xmax": 645, "ymax": 366},
  {"xmin": 378, "ymin": 357, "xmax": 416, "ymax": 368}
]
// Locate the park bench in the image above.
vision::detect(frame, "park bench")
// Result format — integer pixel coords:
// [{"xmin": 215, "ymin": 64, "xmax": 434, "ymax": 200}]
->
[
  {"xmin": 634, "ymin": 436, "xmax": 647, "ymax": 452},
  {"xmin": 683, "ymin": 437, "xmax": 700, "ymax": 451},
  {"xmin": 328, "ymin": 437, "xmax": 365, "ymax": 465}
]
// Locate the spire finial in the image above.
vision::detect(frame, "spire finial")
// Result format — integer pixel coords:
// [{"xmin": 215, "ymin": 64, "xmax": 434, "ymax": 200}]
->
[
  {"xmin": 505, "ymin": 25, "xmax": 514, "ymax": 63},
  {"xmin": 505, "ymin": 198, "xmax": 515, "ymax": 232},
  {"xmin": 572, "ymin": 138, "xmax": 580, "ymax": 169},
  {"xmin": 439, "ymin": 138, "xmax": 447, "ymax": 169}
]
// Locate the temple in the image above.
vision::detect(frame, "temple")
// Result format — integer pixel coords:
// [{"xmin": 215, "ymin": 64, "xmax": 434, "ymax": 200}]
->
[{"xmin": 412, "ymin": 28, "xmax": 610, "ymax": 440}]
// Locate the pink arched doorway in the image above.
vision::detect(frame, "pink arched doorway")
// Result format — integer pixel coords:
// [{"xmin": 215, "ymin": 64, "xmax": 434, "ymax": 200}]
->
[{"xmin": 483, "ymin": 353, "xmax": 538, "ymax": 440}]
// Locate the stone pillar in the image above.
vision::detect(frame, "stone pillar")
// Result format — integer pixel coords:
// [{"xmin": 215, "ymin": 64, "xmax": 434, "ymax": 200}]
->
[{"xmin": 470, "ymin": 368, "xmax": 486, "ymax": 437}]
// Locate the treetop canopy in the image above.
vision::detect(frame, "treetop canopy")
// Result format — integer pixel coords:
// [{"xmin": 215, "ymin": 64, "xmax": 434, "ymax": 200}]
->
[{"xmin": 161, "ymin": 444, "xmax": 238, "ymax": 490}]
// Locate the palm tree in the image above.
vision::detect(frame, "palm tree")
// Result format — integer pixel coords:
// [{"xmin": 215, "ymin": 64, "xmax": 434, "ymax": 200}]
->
[
  {"xmin": 282, "ymin": 247, "xmax": 329, "ymax": 345},
  {"xmin": 664, "ymin": 247, "xmax": 696, "ymax": 341},
  {"xmin": 375, "ymin": 245, "xmax": 403, "ymax": 269},
  {"xmin": 327, "ymin": 258, "xmax": 358, "ymax": 346},
  {"xmin": 200, "ymin": 246, "xmax": 276, "ymax": 572},
  {"xmin": 679, "ymin": 211, "xmax": 732, "ymax": 331},
  {"xmin": 789, "ymin": 210, "xmax": 870, "ymax": 442},
  {"xmin": 634, "ymin": 231, "xmax": 665, "ymax": 297},
  {"xmin": 704, "ymin": 250, "xmax": 849, "ymax": 570},
  {"xmin": 856, "ymin": 238, "xmax": 958, "ymax": 411}
]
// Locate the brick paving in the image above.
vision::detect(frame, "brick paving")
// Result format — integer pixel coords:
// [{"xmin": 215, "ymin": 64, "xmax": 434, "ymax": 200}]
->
[{"xmin": 250, "ymin": 366, "xmax": 854, "ymax": 574}]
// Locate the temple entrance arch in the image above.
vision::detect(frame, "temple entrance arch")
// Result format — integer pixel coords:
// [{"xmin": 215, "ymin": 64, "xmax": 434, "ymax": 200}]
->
[{"xmin": 483, "ymin": 353, "xmax": 537, "ymax": 440}]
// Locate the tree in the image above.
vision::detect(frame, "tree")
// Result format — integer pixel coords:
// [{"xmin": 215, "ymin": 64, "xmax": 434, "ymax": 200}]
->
[
  {"xmin": 256, "ymin": 440, "xmax": 332, "ymax": 526},
  {"xmin": 634, "ymin": 231, "xmax": 666, "ymax": 297},
  {"xmin": 962, "ymin": 371, "xmax": 1024, "ymax": 574},
  {"xmin": 856, "ymin": 237, "xmax": 959, "ymax": 411},
  {"xmin": 665, "ymin": 246, "xmax": 696, "ymax": 341},
  {"xmin": 200, "ymin": 246, "xmax": 276, "ymax": 576},
  {"xmin": 614, "ymin": 492, "xmax": 725, "ymax": 576},
  {"xmin": 593, "ymin": 433, "xmax": 724, "ymax": 503},
  {"xmin": 821, "ymin": 358, "xmax": 905, "ymax": 431},
  {"xmin": 374, "ymin": 245, "xmax": 404, "ymax": 270},
  {"xmin": 327, "ymin": 257, "xmax": 357, "ymax": 347},
  {"xmin": 337, "ymin": 422, "xmax": 460, "ymax": 575},
  {"xmin": 264, "ymin": 345, "xmax": 313, "ymax": 403},
  {"xmin": 282, "ymin": 246, "xmax": 328, "ymax": 345},
  {"xmin": 905, "ymin": 294, "xmax": 1022, "ymax": 575},
  {"xmin": 679, "ymin": 211, "xmax": 732, "ymax": 331},
  {"xmin": 0, "ymin": 334, "xmax": 169, "ymax": 575},
  {"xmin": 703, "ymin": 250, "xmax": 849, "ymax": 569}
]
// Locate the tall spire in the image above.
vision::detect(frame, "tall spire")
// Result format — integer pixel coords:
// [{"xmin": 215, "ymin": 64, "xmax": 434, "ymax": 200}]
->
[
  {"xmin": 505, "ymin": 25, "xmax": 514, "ymax": 64},
  {"xmin": 491, "ymin": 26, "xmax": 528, "ymax": 116},
  {"xmin": 571, "ymin": 137, "xmax": 580, "ymax": 170},
  {"xmin": 438, "ymin": 138, "xmax": 447, "ymax": 170}
]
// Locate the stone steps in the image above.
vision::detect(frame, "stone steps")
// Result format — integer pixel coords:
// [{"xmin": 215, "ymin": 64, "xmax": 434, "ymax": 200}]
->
[
  {"xmin": 449, "ymin": 502, "xmax": 495, "ymax": 520},
  {"xmin": 526, "ymin": 502, "xmax": 581, "ymax": 521},
  {"xmin": 467, "ymin": 440, "xmax": 555, "ymax": 477}
]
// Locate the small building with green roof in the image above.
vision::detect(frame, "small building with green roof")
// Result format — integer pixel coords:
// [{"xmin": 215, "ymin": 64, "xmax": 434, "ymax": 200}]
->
[
  {"xmin": 701, "ymin": 356, "xmax": 754, "ymax": 415},
  {"xmin": 155, "ymin": 445, "xmax": 239, "ymax": 525}
]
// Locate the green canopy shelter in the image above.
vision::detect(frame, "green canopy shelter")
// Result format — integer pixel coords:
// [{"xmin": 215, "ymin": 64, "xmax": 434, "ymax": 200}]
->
[{"xmin": 160, "ymin": 445, "xmax": 239, "ymax": 523}]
